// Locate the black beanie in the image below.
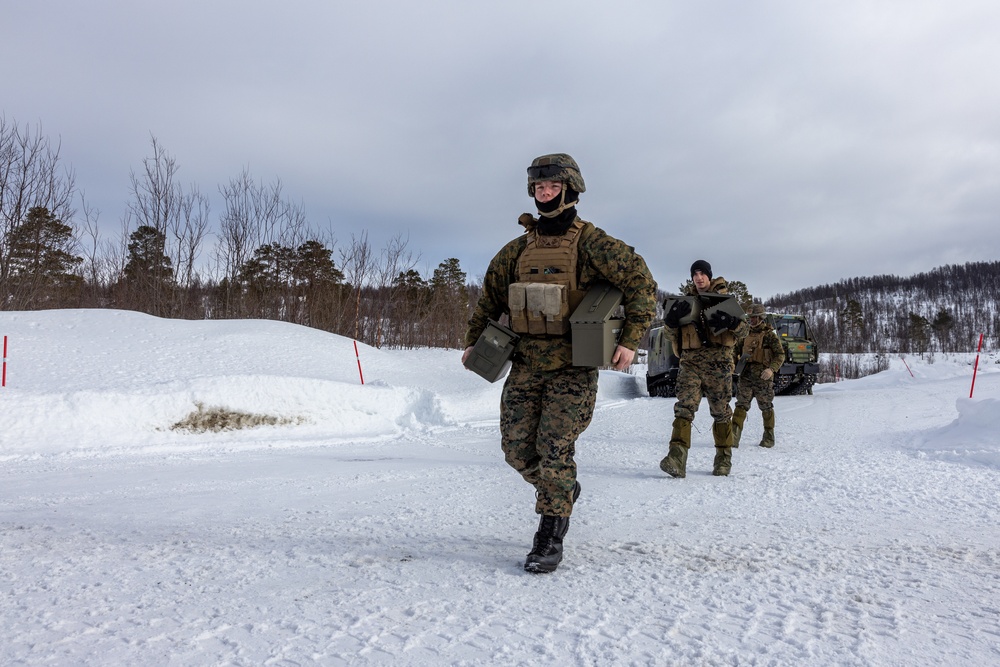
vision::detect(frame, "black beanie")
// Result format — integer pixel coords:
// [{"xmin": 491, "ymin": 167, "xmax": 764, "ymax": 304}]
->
[{"xmin": 691, "ymin": 259, "xmax": 712, "ymax": 279}]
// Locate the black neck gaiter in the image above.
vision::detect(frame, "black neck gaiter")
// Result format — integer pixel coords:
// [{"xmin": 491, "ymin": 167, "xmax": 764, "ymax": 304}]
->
[
  {"xmin": 535, "ymin": 207, "xmax": 577, "ymax": 235},
  {"xmin": 534, "ymin": 186, "xmax": 579, "ymax": 235}
]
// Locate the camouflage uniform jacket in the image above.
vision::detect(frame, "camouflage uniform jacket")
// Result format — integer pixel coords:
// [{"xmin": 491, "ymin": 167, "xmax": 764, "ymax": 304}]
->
[
  {"xmin": 465, "ymin": 216, "xmax": 657, "ymax": 372},
  {"xmin": 666, "ymin": 277, "xmax": 749, "ymax": 357},
  {"xmin": 734, "ymin": 322, "xmax": 785, "ymax": 377}
]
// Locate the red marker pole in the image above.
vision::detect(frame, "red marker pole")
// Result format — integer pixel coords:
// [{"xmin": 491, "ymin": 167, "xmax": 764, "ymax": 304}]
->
[
  {"xmin": 354, "ymin": 340, "xmax": 365, "ymax": 385},
  {"xmin": 2, "ymin": 335, "xmax": 7, "ymax": 387},
  {"xmin": 970, "ymin": 333, "xmax": 984, "ymax": 398},
  {"xmin": 900, "ymin": 355, "xmax": 914, "ymax": 378}
]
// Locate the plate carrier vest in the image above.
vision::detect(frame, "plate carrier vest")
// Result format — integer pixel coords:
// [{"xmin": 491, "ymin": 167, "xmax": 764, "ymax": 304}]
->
[
  {"xmin": 743, "ymin": 328, "xmax": 774, "ymax": 365},
  {"xmin": 508, "ymin": 219, "xmax": 593, "ymax": 336}
]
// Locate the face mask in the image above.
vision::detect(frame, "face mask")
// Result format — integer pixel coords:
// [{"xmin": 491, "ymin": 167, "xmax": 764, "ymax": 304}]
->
[{"xmin": 535, "ymin": 185, "xmax": 579, "ymax": 219}]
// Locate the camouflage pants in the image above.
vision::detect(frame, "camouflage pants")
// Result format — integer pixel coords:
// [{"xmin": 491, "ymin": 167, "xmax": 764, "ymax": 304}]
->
[
  {"xmin": 673, "ymin": 346, "xmax": 734, "ymax": 423},
  {"xmin": 500, "ymin": 363, "xmax": 598, "ymax": 517},
  {"xmin": 735, "ymin": 362, "xmax": 775, "ymax": 413}
]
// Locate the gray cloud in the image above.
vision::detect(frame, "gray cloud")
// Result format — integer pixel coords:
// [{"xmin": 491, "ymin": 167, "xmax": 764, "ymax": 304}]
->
[{"xmin": 4, "ymin": 0, "xmax": 999, "ymax": 300}]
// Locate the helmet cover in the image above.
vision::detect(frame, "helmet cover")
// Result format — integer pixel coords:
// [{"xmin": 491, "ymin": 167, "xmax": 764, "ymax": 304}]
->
[{"xmin": 527, "ymin": 153, "xmax": 586, "ymax": 195}]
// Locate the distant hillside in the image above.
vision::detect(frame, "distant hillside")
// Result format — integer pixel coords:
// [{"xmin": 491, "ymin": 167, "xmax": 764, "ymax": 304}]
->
[{"xmin": 766, "ymin": 260, "xmax": 1000, "ymax": 355}]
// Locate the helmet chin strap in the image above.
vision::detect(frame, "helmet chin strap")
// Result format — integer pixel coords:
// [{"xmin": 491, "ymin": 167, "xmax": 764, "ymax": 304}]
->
[{"xmin": 536, "ymin": 185, "xmax": 578, "ymax": 218}]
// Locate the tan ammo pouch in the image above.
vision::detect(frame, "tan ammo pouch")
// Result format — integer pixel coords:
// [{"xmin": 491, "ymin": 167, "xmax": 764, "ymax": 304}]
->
[
  {"xmin": 510, "ymin": 219, "xmax": 591, "ymax": 336},
  {"xmin": 715, "ymin": 330, "xmax": 737, "ymax": 347},
  {"xmin": 680, "ymin": 320, "xmax": 736, "ymax": 350},
  {"xmin": 745, "ymin": 331, "xmax": 768, "ymax": 364},
  {"xmin": 509, "ymin": 282, "xmax": 571, "ymax": 335},
  {"xmin": 680, "ymin": 324, "xmax": 704, "ymax": 351}
]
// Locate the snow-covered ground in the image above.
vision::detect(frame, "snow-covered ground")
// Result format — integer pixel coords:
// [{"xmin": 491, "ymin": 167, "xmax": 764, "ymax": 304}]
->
[{"xmin": 1, "ymin": 309, "xmax": 998, "ymax": 666}]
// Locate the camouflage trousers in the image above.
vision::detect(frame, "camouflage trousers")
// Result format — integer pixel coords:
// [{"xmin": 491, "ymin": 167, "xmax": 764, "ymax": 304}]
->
[
  {"xmin": 500, "ymin": 363, "xmax": 598, "ymax": 517},
  {"xmin": 673, "ymin": 346, "xmax": 734, "ymax": 423},
  {"xmin": 735, "ymin": 362, "xmax": 775, "ymax": 413}
]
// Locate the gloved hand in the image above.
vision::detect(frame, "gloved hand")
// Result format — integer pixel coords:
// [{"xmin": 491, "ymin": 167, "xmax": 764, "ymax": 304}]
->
[
  {"xmin": 760, "ymin": 368, "xmax": 773, "ymax": 381},
  {"xmin": 708, "ymin": 310, "xmax": 741, "ymax": 331},
  {"xmin": 663, "ymin": 299, "xmax": 692, "ymax": 328}
]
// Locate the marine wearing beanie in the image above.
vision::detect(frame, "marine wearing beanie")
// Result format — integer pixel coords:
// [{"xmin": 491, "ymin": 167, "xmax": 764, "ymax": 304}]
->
[{"xmin": 690, "ymin": 259, "xmax": 712, "ymax": 279}]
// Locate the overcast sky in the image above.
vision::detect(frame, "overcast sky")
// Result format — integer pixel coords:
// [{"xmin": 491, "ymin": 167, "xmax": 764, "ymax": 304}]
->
[{"xmin": 4, "ymin": 1, "xmax": 999, "ymax": 300}]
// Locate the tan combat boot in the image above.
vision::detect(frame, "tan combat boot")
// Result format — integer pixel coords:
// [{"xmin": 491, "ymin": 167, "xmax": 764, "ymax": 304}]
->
[
  {"xmin": 712, "ymin": 420, "xmax": 733, "ymax": 476},
  {"xmin": 760, "ymin": 409, "xmax": 775, "ymax": 448},
  {"xmin": 659, "ymin": 417, "xmax": 691, "ymax": 478},
  {"xmin": 731, "ymin": 406, "xmax": 747, "ymax": 447}
]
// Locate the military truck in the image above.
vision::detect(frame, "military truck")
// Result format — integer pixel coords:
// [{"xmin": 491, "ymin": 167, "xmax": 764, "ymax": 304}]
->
[
  {"xmin": 766, "ymin": 313, "xmax": 819, "ymax": 395},
  {"xmin": 645, "ymin": 312, "xmax": 819, "ymax": 397}
]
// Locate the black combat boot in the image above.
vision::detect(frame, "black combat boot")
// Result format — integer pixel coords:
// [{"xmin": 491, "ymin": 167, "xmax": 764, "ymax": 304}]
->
[{"xmin": 524, "ymin": 514, "xmax": 571, "ymax": 574}]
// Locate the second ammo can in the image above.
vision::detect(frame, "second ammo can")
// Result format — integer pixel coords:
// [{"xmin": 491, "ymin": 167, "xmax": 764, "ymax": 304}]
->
[{"xmin": 570, "ymin": 283, "xmax": 625, "ymax": 367}]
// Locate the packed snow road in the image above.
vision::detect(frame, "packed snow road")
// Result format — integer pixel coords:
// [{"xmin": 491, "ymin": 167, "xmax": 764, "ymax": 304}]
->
[{"xmin": 1, "ymin": 312, "xmax": 997, "ymax": 665}]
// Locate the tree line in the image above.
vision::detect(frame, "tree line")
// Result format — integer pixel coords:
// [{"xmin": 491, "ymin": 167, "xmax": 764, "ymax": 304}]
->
[
  {"xmin": 768, "ymin": 261, "xmax": 1000, "ymax": 356},
  {"xmin": 3, "ymin": 117, "xmax": 996, "ymax": 362},
  {"xmin": 0, "ymin": 119, "xmax": 473, "ymax": 350}
]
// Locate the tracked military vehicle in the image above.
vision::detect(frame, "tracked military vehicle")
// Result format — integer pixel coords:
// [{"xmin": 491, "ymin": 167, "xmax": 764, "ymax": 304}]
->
[
  {"xmin": 645, "ymin": 323, "xmax": 681, "ymax": 397},
  {"xmin": 645, "ymin": 323, "xmax": 739, "ymax": 398},
  {"xmin": 646, "ymin": 311, "xmax": 819, "ymax": 397}
]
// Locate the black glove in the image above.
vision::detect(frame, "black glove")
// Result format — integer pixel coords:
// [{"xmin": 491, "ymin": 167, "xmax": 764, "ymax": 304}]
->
[
  {"xmin": 663, "ymin": 299, "xmax": 692, "ymax": 328},
  {"xmin": 708, "ymin": 310, "xmax": 740, "ymax": 331}
]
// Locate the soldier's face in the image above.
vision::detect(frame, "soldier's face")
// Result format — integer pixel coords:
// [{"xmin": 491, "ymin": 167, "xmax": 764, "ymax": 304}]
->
[
  {"xmin": 533, "ymin": 180, "xmax": 562, "ymax": 203},
  {"xmin": 692, "ymin": 270, "xmax": 711, "ymax": 290}
]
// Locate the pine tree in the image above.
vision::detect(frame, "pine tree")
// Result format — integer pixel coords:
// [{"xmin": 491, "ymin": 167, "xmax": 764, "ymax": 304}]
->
[
  {"xmin": 839, "ymin": 299, "xmax": 865, "ymax": 352},
  {"xmin": 237, "ymin": 243, "xmax": 294, "ymax": 291},
  {"xmin": 120, "ymin": 225, "xmax": 175, "ymax": 315},
  {"xmin": 726, "ymin": 279, "xmax": 753, "ymax": 309},
  {"xmin": 124, "ymin": 225, "xmax": 174, "ymax": 284},
  {"xmin": 394, "ymin": 269, "xmax": 427, "ymax": 293},
  {"xmin": 430, "ymin": 257, "xmax": 466, "ymax": 293},
  {"xmin": 908, "ymin": 312, "xmax": 930, "ymax": 355},
  {"xmin": 293, "ymin": 240, "xmax": 344, "ymax": 288},
  {"xmin": 292, "ymin": 240, "xmax": 347, "ymax": 330},
  {"xmin": 931, "ymin": 308, "xmax": 955, "ymax": 352},
  {"xmin": 6, "ymin": 206, "xmax": 83, "ymax": 307},
  {"xmin": 430, "ymin": 258, "xmax": 468, "ymax": 348}
]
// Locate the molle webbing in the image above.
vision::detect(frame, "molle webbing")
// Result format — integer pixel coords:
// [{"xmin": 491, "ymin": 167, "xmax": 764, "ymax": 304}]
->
[
  {"xmin": 744, "ymin": 330, "xmax": 771, "ymax": 364},
  {"xmin": 509, "ymin": 220, "xmax": 589, "ymax": 336},
  {"xmin": 680, "ymin": 318, "xmax": 737, "ymax": 350},
  {"xmin": 516, "ymin": 219, "xmax": 586, "ymax": 288}
]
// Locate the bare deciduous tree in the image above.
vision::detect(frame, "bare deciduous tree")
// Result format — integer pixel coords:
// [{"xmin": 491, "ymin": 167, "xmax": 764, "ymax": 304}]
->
[
  {"xmin": 214, "ymin": 168, "xmax": 309, "ymax": 317},
  {"xmin": 120, "ymin": 136, "xmax": 212, "ymax": 316},
  {"xmin": 369, "ymin": 235, "xmax": 419, "ymax": 348},
  {"xmin": 339, "ymin": 232, "xmax": 374, "ymax": 341}
]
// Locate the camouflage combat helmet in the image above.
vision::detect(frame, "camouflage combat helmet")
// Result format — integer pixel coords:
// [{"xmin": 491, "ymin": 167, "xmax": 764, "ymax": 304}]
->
[
  {"xmin": 527, "ymin": 153, "xmax": 586, "ymax": 195},
  {"xmin": 747, "ymin": 303, "xmax": 766, "ymax": 317}
]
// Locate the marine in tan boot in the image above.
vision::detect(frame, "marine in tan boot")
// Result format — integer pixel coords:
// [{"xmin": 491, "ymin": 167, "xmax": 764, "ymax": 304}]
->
[
  {"xmin": 712, "ymin": 420, "xmax": 733, "ymax": 476},
  {"xmin": 732, "ymin": 304, "xmax": 783, "ymax": 453},
  {"xmin": 659, "ymin": 261, "xmax": 749, "ymax": 478},
  {"xmin": 659, "ymin": 417, "xmax": 691, "ymax": 478},
  {"xmin": 731, "ymin": 405, "xmax": 747, "ymax": 447},
  {"xmin": 759, "ymin": 409, "xmax": 775, "ymax": 448}
]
